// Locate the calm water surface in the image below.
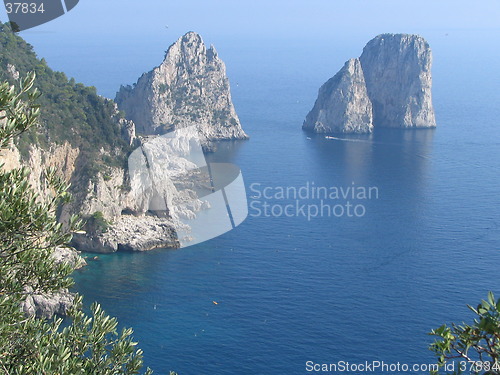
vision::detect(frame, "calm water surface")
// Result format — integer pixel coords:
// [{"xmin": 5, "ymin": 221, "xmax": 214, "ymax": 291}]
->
[{"xmin": 22, "ymin": 30, "xmax": 500, "ymax": 374}]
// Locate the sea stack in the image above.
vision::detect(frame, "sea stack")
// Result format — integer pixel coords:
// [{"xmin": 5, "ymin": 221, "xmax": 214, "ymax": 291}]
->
[
  {"xmin": 116, "ymin": 32, "xmax": 248, "ymax": 141},
  {"xmin": 303, "ymin": 33, "xmax": 436, "ymax": 133},
  {"xmin": 303, "ymin": 58, "xmax": 373, "ymax": 133}
]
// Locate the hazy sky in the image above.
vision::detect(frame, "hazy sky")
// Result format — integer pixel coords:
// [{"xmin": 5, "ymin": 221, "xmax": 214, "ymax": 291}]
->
[
  {"xmin": 1, "ymin": 0, "xmax": 499, "ymax": 98},
  {"xmin": 2, "ymin": 0, "xmax": 500, "ymax": 41}
]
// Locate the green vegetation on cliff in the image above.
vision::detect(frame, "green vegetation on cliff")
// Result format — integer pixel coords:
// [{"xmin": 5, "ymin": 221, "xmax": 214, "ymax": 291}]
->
[{"xmin": 0, "ymin": 22, "xmax": 129, "ymax": 172}]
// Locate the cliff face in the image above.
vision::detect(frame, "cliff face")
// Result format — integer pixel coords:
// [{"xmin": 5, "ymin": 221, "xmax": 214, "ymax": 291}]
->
[
  {"xmin": 359, "ymin": 34, "xmax": 436, "ymax": 128},
  {"xmin": 303, "ymin": 33, "xmax": 436, "ymax": 133},
  {"xmin": 70, "ymin": 129, "xmax": 212, "ymax": 253},
  {"xmin": 0, "ymin": 141, "xmax": 79, "ymax": 200},
  {"xmin": 116, "ymin": 32, "xmax": 248, "ymax": 142},
  {"xmin": 1, "ymin": 138, "xmax": 183, "ymax": 253},
  {"xmin": 303, "ymin": 58, "xmax": 373, "ymax": 133},
  {"xmin": 1, "ymin": 27, "xmax": 249, "ymax": 253}
]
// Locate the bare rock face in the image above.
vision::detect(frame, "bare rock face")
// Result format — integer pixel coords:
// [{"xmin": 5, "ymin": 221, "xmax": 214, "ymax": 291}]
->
[
  {"xmin": 115, "ymin": 32, "xmax": 248, "ymax": 142},
  {"xmin": 22, "ymin": 291, "xmax": 74, "ymax": 319},
  {"xmin": 21, "ymin": 247, "xmax": 86, "ymax": 319},
  {"xmin": 303, "ymin": 58, "xmax": 373, "ymax": 133},
  {"xmin": 69, "ymin": 127, "xmax": 216, "ymax": 253},
  {"xmin": 0, "ymin": 140, "xmax": 80, "ymax": 202},
  {"xmin": 52, "ymin": 246, "xmax": 87, "ymax": 269},
  {"xmin": 303, "ymin": 33, "xmax": 436, "ymax": 133},
  {"xmin": 359, "ymin": 34, "xmax": 436, "ymax": 128},
  {"xmin": 71, "ymin": 215, "xmax": 180, "ymax": 253},
  {"xmin": 1, "ymin": 136, "xmax": 186, "ymax": 253}
]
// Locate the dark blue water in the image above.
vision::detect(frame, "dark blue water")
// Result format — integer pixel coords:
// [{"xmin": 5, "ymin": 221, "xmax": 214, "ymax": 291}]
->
[{"xmin": 24, "ymin": 30, "xmax": 500, "ymax": 374}]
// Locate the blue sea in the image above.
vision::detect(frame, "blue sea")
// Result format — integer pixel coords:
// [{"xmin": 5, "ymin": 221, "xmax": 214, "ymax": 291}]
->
[{"xmin": 22, "ymin": 30, "xmax": 500, "ymax": 374}]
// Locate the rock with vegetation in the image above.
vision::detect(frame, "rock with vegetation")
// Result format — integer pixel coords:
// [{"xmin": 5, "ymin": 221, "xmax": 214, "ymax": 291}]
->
[
  {"xmin": 0, "ymin": 23, "xmax": 134, "ymax": 163},
  {"xmin": 0, "ymin": 24, "xmax": 246, "ymax": 252},
  {"xmin": 21, "ymin": 288, "xmax": 75, "ymax": 319},
  {"xmin": 22, "ymin": 245, "xmax": 87, "ymax": 319},
  {"xmin": 304, "ymin": 33, "xmax": 436, "ymax": 133},
  {"xmin": 0, "ymin": 73, "xmax": 155, "ymax": 374},
  {"xmin": 116, "ymin": 31, "xmax": 248, "ymax": 142},
  {"xmin": 0, "ymin": 22, "xmax": 181, "ymax": 252},
  {"xmin": 0, "ymin": 21, "xmax": 136, "ymax": 221}
]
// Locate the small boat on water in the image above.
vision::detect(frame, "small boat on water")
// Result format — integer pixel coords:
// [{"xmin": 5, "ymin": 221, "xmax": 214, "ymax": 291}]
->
[{"xmin": 325, "ymin": 136, "xmax": 336, "ymax": 140}]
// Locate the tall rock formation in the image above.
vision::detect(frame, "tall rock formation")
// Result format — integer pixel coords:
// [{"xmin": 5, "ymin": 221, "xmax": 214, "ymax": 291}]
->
[
  {"xmin": 0, "ymin": 25, "xmax": 250, "ymax": 253},
  {"xmin": 116, "ymin": 32, "xmax": 248, "ymax": 142},
  {"xmin": 303, "ymin": 33, "xmax": 436, "ymax": 133},
  {"xmin": 359, "ymin": 34, "xmax": 436, "ymax": 128},
  {"xmin": 303, "ymin": 58, "xmax": 373, "ymax": 133}
]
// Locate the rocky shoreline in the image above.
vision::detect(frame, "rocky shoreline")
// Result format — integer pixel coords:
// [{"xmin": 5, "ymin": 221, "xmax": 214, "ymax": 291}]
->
[
  {"xmin": 21, "ymin": 247, "xmax": 87, "ymax": 319},
  {"xmin": 71, "ymin": 214, "xmax": 180, "ymax": 253},
  {"xmin": 1, "ymin": 31, "xmax": 248, "ymax": 254}
]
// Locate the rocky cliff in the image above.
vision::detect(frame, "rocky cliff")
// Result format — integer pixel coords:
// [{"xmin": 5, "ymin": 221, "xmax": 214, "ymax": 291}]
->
[
  {"xmin": 303, "ymin": 33, "xmax": 436, "ymax": 133},
  {"xmin": 116, "ymin": 32, "xmax": 248, "ymax": 143},
  {"xmin": 359, "ymin": 34, "xmax": 436, "ymax": 128},
  {"xmin": 21, "ymin": 247, "xmax": 87, "ymax": 319},
  {"xmin": 1, "ymin": 25, "xmax": 247, "ymax": 253},
  {"xmin": 1, "ymin": 134, "xmax": 184, "ymax": 254},
  {"xmin": 303, "ymin": 58, "xmax": 373, "ymax": 133}
]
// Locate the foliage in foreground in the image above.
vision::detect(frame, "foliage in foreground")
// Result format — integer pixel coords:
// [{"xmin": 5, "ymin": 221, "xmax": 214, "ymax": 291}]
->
[
  {"xmin": 430, "ymin": 291, "xmax": 500, "ymax": 375},
  {"xmin": 0, "ymin": 74, "xmax": 156, "ymax": 374}
]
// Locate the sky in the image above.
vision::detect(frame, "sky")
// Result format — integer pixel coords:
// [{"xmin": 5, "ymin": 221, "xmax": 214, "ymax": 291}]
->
[
  {"xmin": 1, "ymin": 0, "xmax": 499, "ymax": 41},
  {"xmin": 1, "ymin": 0, "xmax": 499, "ymax": 98}
]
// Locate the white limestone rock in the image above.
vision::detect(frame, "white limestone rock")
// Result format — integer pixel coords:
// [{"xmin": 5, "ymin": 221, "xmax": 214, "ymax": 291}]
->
[
  {"xmin": 304, "ymin": 33, "xmax": 436, "ymax": 133},
  {"xmin": 22, "ymin": 290, "xmax": 74, "ymax": 319},
  {"xmin": 359, "ymin": 33, "xmax": 436, "ymax": 128},
  {"xmin": 303, "ymin": 58, "xmax": 373, "ymax": 133},
  {"xmin": 71, "ymin": 215, "xmax": 180, "ymax": 253},
  {"xmin": 20, "ymin": 247, "xmax": 86, "ymax": 319},
  {"xmin": 52, "ymin": 246, "xmax": 87, "ymax": 269},
  {"xmin": 115, "ymin": 32, "xmax": 248, "ymax": 142}
]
